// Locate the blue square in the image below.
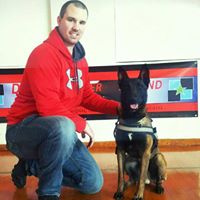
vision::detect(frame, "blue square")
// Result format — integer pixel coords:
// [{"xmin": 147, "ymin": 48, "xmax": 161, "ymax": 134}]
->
[
  {"xmin": 0, "ymin": 96, "xmax": 3, "ymax": 105},
  {"xmin": 169, "ymin": 80, "xmax": 181, "ymax": 90},
  {"xmin": 181, "ymin": 89, "xmax": 192, "ymax": 100}
]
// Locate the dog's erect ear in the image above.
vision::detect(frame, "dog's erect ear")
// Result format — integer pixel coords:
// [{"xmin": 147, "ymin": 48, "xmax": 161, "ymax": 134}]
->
[
  {"xmin": 118, "ymin": 67, "xmax": 129, "ymax": 81},
  {"xmin": 138, "ymin": 64, "xmax": 150, "ymax": 87},
  {"xmin": 118, "ymin": 67, "xmax": 129, "ymax": 88}
]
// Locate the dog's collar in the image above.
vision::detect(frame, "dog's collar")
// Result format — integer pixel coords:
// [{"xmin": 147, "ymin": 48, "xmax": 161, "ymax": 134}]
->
[
  {"xmin": 116, "ymin": 124, "xmax": 155, "ymax": 133},
  {"xmin": 114, "ymin": 116, "xmax": 157, "ymax": 135}
]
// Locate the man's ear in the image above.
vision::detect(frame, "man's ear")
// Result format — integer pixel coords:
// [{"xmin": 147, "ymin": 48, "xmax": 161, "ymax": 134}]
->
[
  {"xmin": 138, "ymin": 64, "xmax": 150, "ymax": 87},
  {"xmin": 57, "ymin": 16, "xmax": 61, "ymax": 25},
  {"xmin": 118, "ymin": 67, "xmax": 129, "ymax": 88}
]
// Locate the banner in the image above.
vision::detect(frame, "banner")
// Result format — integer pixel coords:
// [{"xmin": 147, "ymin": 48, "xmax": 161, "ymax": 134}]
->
[{"xmin": 0, "ymin": 61, "xmax": 198, "ymax": 122}]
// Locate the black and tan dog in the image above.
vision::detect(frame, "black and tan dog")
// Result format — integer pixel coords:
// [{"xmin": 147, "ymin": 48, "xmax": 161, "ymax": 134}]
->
[{"xmin": 113, "ymin": 66, "xmax": 167, "ymax": 200}]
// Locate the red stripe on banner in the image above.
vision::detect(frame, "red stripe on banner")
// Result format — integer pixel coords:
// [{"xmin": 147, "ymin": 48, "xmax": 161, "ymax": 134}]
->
[
  {"xmin": 1, "ymin": 103, "xmax": 197, "ymax": 117},
  {"xmin": 147, "ymin": 102, "xmax": 198, "ymax": 113},
  {"xmin": 88, "ymin": 67, "xmax": 197, "ymax": 81},
  {"xmin": 89, "ymin": 72, "xmax": 118, "ymax": 81},
  {"xmin": 0, "ymin": 75, "xmax": 23, "ymax": 83},
  {"xmin": 150, "ymin": 68, "xmax": 197, "ymax": 78},
  {"xmin": 0, "ymin": 108, "xmax": 9, "ymax": 117},
  {"xmin": 75, "ymin": 102, "xmax": 198, "ymax": 115}
]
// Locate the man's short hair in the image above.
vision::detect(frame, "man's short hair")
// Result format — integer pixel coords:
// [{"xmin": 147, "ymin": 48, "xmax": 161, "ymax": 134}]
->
[{"xmin": 59, "ymin": 0, "xmax": 89, "ymax": 18}]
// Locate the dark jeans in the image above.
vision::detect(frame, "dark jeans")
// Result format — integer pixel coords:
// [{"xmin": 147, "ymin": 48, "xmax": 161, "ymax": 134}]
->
[{"xmin": 6, "ymin": 115, "xmax": 103, "ymax": 196}]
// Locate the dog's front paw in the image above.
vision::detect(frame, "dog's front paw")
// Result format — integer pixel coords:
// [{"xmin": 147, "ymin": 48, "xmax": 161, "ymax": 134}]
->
[
  {"xmin": 132, "ymin": 193, "xmax": 144, "ymax": 200},
  {"xmin": 155, "ymin": 185, "xmax": 164, "ymax": 194},
  {"xmin": 132, "ymin": 196, "xmax": 143, "ymax": 200},
  {"xmin": 113, "ymin": 192, "xmax": 124, "ymax": 200}
]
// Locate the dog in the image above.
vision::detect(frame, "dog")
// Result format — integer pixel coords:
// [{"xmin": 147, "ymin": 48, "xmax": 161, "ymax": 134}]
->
[{"xmin": 113, "ymin": 65, "xmax": 167, "ymax": 200}]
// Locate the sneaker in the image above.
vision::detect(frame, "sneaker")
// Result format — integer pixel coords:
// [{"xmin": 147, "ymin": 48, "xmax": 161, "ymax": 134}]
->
[
  {"xmin": 38, "ymin": 195, "xmax": 60, "ymax": 200},
  {"xmin": 11, "ymin": 159, "xmax": 27, "ymax": 188}
]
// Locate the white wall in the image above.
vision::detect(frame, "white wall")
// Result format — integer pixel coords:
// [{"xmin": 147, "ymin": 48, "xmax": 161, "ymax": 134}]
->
[
  {"xmin": 115, "ymin": 0, "xmax": 200, "ymax": 62},
  {"xmin": 0, "ymin": 0, "xmax": 50, "ymax": 67},
  {"xmin": 0, "ymin": 0, "xmax": 199, "ymax": 144}
]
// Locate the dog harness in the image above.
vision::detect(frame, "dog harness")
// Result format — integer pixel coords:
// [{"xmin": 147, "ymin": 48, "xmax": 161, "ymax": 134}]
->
[{"xmin": 114, "ymin": 117, "xmax": 158, "ymax": 157}]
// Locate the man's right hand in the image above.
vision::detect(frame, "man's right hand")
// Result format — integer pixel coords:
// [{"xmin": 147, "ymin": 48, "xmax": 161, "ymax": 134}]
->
[{"xmin": 81, "ymin": 122, "xmax": 95, "ymax": 148}]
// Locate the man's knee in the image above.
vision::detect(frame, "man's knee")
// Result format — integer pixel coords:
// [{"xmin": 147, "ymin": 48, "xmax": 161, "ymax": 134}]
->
[
  {"xmin": 45, "ymin": 116, "xmax": 77, "ymax": 151},
  {"xmin": 81, "ymin": 170, "xmax": 104, "ymax": 194}
]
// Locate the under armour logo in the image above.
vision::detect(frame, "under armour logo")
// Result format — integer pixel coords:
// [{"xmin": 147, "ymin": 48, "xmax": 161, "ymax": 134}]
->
[{"xmin": 66, "ymin": 69, "xmax": 83, "ymax": 90}]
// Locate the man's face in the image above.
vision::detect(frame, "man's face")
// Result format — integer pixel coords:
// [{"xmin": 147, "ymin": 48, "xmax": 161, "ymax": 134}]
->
[{"xmin": 57, "ymin": 4, "xmax": 88, "ymax": 47}]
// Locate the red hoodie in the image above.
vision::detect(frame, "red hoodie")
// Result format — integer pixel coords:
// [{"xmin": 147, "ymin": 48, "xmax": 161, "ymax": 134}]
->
[{"xmin": 7, "ymin": 28, "xmax": 119, "ymax": 132}]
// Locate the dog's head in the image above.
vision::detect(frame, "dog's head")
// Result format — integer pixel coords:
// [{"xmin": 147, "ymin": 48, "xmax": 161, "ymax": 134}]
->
[{"xmin": 118, "ymin": 65, "xmax": 150, "ymax": 119}]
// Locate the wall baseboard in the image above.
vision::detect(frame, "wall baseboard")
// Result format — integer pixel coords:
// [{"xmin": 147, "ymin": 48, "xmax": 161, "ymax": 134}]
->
[
  {"xmin": 90, "ymin": 139, "xmax": 200, "ymax": 152},
  {"xmin": 1, "ymin": 139, "xmax": 200, "ymax": 154}
]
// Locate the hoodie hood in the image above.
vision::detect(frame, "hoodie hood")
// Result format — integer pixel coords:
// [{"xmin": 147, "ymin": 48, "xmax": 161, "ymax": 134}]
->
[
  {"xmin": 72, "ymin": 42, "xmax": 85, "ymax": 61},
  {"xmin": 45, "ymin": 27, "xmax": 85, "ymax": 62}
]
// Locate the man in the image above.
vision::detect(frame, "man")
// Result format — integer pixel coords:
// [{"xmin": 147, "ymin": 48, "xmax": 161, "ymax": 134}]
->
[{"xmin": 6, "ymin": 1, "xmax": 119, "ymax": 200}]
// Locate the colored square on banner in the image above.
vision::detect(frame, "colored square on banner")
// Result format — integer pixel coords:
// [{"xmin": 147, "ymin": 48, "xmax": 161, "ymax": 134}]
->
[
  {"xmin": 0, "ymin": 85, "xmax": 4, "ymax": 105},
  {"xmin": 0, "ymin": 96, "xmax": 3, "ymax": 105},
  {"xmin": 169, "ymin": 80, "xmax": 180, "ymax": 90},
  {"xmin": 181, "ymin": 78, "xmax": 193, "ymax": 89},
  {"xmin": 168, "ymin": 91, "xmax": 180, "ymax": 101},
  {"xmin": 181, "ymin": 89, "xmax": 192, "ymax": 100},
  {"xmin": 0, "ymin": 84, "xmax": 4, "ymax": 95}
]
